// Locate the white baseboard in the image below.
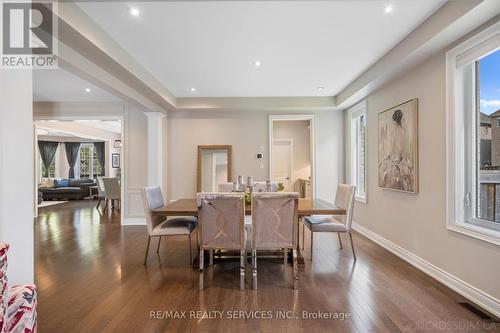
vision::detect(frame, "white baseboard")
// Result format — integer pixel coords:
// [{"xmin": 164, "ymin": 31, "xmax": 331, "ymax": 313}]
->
[
  {"xmin": 352, "ymin": 222, "xmax": 500, "ymax": 318},
  {"xmin": 122, "ymin": 217, "xmax": 146, "ymax": 225}
]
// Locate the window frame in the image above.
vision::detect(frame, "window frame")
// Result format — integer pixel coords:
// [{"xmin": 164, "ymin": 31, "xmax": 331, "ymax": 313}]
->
[
  {"xmin": 446, "ymin": 22, "xmax": 500, "ymax": 246},
  {"xmin": 348, "ymin": 101, "xmax": 368, "ymax": 203},
  {"xmin": 78, "ymin": 143, "xmax": 100, "ymax": 180}
]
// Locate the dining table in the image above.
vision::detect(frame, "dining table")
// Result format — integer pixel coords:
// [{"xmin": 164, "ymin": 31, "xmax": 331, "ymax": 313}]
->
[{"xmin": 152, "ymin": 198, "xmax": 346, "ymax": 265}]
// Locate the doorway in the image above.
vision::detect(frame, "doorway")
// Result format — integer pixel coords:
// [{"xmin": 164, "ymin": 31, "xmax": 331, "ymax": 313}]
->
[{"xmin": 269, "ymin": 115, "xmax": 315, "ymax": 198}]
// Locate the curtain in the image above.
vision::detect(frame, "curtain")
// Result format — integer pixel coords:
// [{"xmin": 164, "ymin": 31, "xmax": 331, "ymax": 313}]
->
[
  {"xmin": 65, "ymin": 142, "xmax": 81, "ymax": 179},
  {"xmin": 38, "ymin": 141, "xmax": 59, "ymax": 177},
  {"xmin": 93, "ymin": 142, "xmax": 105, "ymax": 176}
]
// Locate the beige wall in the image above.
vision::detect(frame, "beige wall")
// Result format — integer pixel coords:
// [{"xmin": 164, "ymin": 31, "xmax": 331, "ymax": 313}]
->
[
  {"xmin": 273, "ymin": 120, "xmax": 311, "ymax": 187},
  {"xmin": 167, "ymin": 110, "xmax": 343, "ymax": 201},
  {"xmin": 345, "ymin": 47, "xmax": 500, "ymax": 303}
]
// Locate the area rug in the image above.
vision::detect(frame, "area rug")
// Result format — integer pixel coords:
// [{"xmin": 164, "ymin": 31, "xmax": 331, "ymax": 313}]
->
[{"xmin": 38, "ymin": 201, "xmax": 68, "ymax": 208}]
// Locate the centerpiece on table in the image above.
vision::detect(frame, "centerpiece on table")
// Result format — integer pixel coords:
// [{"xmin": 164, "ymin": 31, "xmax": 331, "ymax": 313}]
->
[{"xmin": 232, "ymin": 176, "xmax": 284, "ymax": 205}]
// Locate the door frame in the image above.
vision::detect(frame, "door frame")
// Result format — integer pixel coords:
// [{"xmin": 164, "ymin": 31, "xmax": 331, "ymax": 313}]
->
[
  {"xmin": 269, "ymin": 114, "xmax": 316, "ymax": 198},
  {"xmin": 271, "ymin": 138, "xmax": 293, "ymax": 191}
]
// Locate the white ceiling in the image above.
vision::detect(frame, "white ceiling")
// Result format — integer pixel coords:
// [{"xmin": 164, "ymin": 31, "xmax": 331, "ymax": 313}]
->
[
  {"xmin": 78, "ymin": 0, "xmax": 445, "ymax": 98},
  {"xmin": 33, "ymin": 68, "xmax": 120, "ymax": 102}
]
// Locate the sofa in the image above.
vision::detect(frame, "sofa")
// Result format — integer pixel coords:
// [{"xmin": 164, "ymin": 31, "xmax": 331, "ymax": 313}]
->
[
  {"xmin": 0, "ymin": 243, "xmax": 37, "ymax": 333},
  {"xmin": 39, "ymin": 179, "xmax": 97, "ymax": 201}
]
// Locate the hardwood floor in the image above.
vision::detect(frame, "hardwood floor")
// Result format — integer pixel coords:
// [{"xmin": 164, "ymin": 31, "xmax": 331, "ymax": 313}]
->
[{"xmin": 35, "ymin": 201, "xmax": 499, "ymax": 333}]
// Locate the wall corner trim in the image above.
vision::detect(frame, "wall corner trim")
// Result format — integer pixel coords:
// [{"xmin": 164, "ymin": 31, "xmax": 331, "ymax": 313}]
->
[{"xmin": 352, "ymin": 222, "xmax": 500, "ymax": 318}]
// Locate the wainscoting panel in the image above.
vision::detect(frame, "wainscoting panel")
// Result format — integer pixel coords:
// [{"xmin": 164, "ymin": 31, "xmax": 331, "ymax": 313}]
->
[{"xmin": 124, "ymin": 188, "xmax": 145, "ymax": 225}]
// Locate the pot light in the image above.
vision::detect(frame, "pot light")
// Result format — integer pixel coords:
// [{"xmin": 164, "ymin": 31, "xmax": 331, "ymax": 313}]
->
[
  {"xmin": 129, "ymin": 7, "xmax": 140, "ymax": 17},
  {"xmin": 85, "ymin": 88, "xmax": 91, "ymax": 92},
  {"xmin": 316, "ymin": 86, "xmax": 325, "ymax": 91},
  {"xmin": 254, "ymin": 60, "xmax": 261, "ymax": 68},
  {"xmin": 190, "ymin": 87, "xmax": 196, "ymax": 92},
  {"xmin": 384, "ymin": 5, "xmax": 393, "ymax": 14}
]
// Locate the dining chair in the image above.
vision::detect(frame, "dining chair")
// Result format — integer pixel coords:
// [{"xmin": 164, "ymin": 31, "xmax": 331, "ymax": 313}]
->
[
  {"xmin": 303, "ymin": 184, "xmax": 356, "ymax": 261},
  {"xmin": 102, "ymin": 177, "xmax": 121, "ymax": 211},
  {"xmin": 251, "ymin": 192, "xmax": 299, "ymax": 290},
  {"xmin": 95, "ymin": 176, "xmax": 106, "ymax": 210},
  {"xmin": 197, "ymin": 193, "xmax": 245, "ymax": 291},
  {"xmin": 141, "ymin": 186, "xmax": 198, "ymax": 266}
]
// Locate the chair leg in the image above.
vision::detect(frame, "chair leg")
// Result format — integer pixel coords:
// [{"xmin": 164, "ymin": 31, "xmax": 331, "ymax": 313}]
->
[
  {"xmin": 209, "ymin": 249, "xmax": 214, "ymax": 266},
  {"xmin": 240, "ymin": 249, "xmax": 245, "ymax": 291},
  {"xmin": 252, "ymin": 250, "xmax": 257, "ymax": 290},
  {"xmin": 144, "ymin": 236, "xmax": 151, "ymax": 265},
  {"xmin": 96, "ymin": 197, "xmax": 102, "ymax": 210},
  {"xmin": 338, "ymin": 233, "xmax": 343, "ymax": 249},
  {"xmin": 349, "ymin": 232, "xmax": 357, "ymax": 261},
  {"xmin": 283, "ymin": 248, "xmax": 288, "ymax": 265},
  {"xmin": 199, "ymin": 248, "xmax": 204, "ymax": 291},
  {"xmin": 310, "ymin": 231, "xmax": 314, "ymax": 261},
  {"xmin": 103, "ymin": 199, "xmax": 108, "ymax": 212},
  {"xmin": 292, "ymin": 249, "xmax": 298, "ymax": 290},
  {"xmin": 189, "ymin": 234, "xmax": 193, "ymax": 266},
  {"xmin": 156, "ymin": 237, "xmax": 161, "ymax": 254},
  {"xmin": 302, "ymin": 222, "xmax": 305, "ymax": 250}
]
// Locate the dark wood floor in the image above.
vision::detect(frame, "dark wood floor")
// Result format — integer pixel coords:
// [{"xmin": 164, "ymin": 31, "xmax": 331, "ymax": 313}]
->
[{"xmin": 35, "ymin": 201, "xmax": 499, "ymax": 333}]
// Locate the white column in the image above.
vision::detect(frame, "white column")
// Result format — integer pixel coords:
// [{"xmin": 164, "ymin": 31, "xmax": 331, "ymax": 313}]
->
[
  {"xmin": 145, "ymin": 112, "xmax": 166, "ymax": 193},
  {"xmin": 0, "ymin": 69, "xmax": 34, "ymax": 284}
]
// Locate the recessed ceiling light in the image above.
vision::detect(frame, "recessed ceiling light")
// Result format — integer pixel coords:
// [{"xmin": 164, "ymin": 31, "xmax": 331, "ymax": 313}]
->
[
  {"xmin": 316, "ymin": 86, "xmax": 325, "ymax": 91},
  {"xmin": 129, "ymin": 7, "xmax": 140, "ymax": 17},
  {"xmin": 85, "ymin": 88, "xmax": 91, "ymax": 92},
  {"xmin": 254, "ymin": 60, "xmax": 261, "ymax": 68},
  {"xmin": 190, "ymin": 87, "xmax": 196, "ymax": 92},
  {"xmin": 384, "ymin": 5, "xmax": 393, "ymax": 14}
]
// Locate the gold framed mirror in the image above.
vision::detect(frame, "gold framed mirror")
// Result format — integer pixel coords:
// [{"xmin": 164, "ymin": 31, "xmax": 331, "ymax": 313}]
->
[{"xmin": 197, "ymin": 145, "xmax": 232, "ymax": 192}]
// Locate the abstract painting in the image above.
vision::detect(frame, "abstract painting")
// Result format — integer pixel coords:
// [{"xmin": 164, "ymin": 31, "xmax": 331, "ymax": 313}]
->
[{"xmin": 378, "ymin": 98, "xmax": 418, "ymax": 193}]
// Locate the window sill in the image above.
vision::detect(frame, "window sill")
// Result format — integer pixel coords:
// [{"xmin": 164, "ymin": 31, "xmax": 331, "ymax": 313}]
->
[{"xmin": 447, "ymin": 222, "xmax": 500, "ymax": 246}]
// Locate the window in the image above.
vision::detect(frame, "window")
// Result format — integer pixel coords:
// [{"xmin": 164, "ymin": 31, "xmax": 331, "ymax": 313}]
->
[
  {"xmin": 446, "ymin": 22, "xmax": 500, "ymax": 245},
  {"xmin": 349, "ymin": 101, "xmax": 367, "ymax": 202},
  {"xmin": 79, "ymin": 144, "xmax": 102, "ymax": 179},
  {"xmin": 41, "ymin": 156, "xmax": 56, "ymax": 178},
  {"xmin": 79, "ymin": 146, "xmax": 91, "ymax": 179}
]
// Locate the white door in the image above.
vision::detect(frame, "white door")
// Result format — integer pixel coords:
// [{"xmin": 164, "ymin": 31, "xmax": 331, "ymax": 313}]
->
[{"xmin": 272, "ymin": 139, "xmax": 292, "ymax": 191}]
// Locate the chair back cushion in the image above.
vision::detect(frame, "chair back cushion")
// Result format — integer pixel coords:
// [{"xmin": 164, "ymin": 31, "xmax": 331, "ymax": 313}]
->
[
  {"xmin": 334, "ymin": 184, "xmax": 356, "ymax": 229},
  {"xmin": 252, "ymin": 192, "xmax": 299, "ymax": 249},
  {"xmin": 197, "ymin": 193, "xmax": 245, "ymax": 250},
  {"xmin": 0, "ymin": 243, "xmax": 9, "ymax": 333},
  {"xmin": 142, "ymin": 187, "xmax": 165, "ymax": 235},
  {"xmin": 103, "ymin": 178, "xmax": 121, "ymax": 200}
]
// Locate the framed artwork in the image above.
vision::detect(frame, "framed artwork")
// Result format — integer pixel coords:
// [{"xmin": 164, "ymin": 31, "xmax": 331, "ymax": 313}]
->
[
  {"xmin": 112, "ymin": 153, "xmax": 120, "ymax": 168},
  {"xmin": 378, "ymin": 98, "xmax": 418, "ymax": 193}
]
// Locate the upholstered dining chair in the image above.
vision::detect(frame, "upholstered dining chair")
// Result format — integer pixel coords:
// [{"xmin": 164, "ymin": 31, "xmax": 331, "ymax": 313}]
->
[
  {"xmin": 141, "ymin": 186, "xmax": 198, "ymax": 266},
  {"xmin": 102, "ymin": 177, "xmax": 121, "ymax": 211},
  {"xmin": 251, "ymin": 192, "xmax": 299, "ymax": 290},
  {"xmin": 303, "ymin": 184, "xmax": 356, "ymax": 261},
  {"xmin": 95, "ymin": 176, "xmax": 106, "ymax": 210},
  {"xmin": 197, "ymin": 193, "xmax": 245, "ymax": 291}
]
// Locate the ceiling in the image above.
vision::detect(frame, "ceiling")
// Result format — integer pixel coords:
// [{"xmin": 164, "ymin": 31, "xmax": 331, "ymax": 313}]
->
[
  {"xmin": 33, "ymin": 68, "xmax": 120, "ymax": 102},
  {"xmin": 77, "ymin": 0, "xmax": 446, "ymax": 98},
  {"xmin": 36, "ymin": 120, "xmax": 122, "ymax": 139}
]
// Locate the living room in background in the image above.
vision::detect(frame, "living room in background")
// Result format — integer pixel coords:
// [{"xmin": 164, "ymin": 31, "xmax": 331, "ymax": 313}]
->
[
  {"xmin": 347, "ymin": 101, "xmax": 367, "ymax": 202},
  {"xmin": 34, "ymin": 119, "xmax": 123, "ymax": 209},
  {"xmin": 446, "ymin": 21, "xmax": 500, "ymax": 244}
]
